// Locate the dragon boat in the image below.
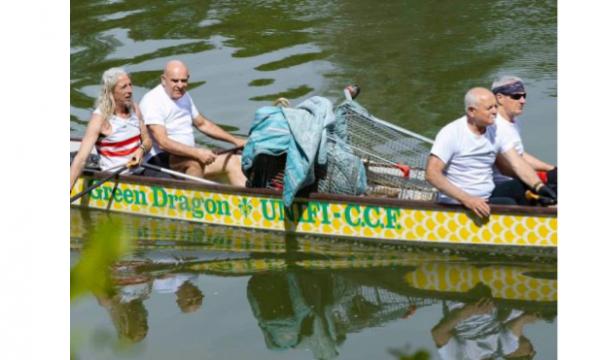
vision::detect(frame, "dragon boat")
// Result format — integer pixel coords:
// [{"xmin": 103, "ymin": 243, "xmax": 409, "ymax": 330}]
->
[{"xmin": 70, "ymin": 92, "xmax": 557, "ymax": 252}]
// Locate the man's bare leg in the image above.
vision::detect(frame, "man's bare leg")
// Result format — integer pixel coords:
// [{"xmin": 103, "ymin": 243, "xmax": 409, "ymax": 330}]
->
[
  {"xmin": 170, "ymin": 154, "xmax": 205, "ymax": 177},
  {"xmin": 204, "ymin": 153, "xmax": 247, "ymax": 187},
  {"xmin": 169, "ymin": 153, "xmax": 246, "ymax": 186}
]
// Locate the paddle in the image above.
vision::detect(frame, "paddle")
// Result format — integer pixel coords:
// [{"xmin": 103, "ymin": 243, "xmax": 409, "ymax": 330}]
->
[
  {"xmin": 70, "ymin": 165, "xmax": 128, "ymax": 203},
  {"xmin": 525, "ymin": 190, "xmax": 557, "ymax": 206},
  {"xmin": 141, "ymin": 163, "xmax": 218, "ymax": 185},
  {"xmin": 213, "ymin": 145, "xmax": 244, "ymax": 155}
]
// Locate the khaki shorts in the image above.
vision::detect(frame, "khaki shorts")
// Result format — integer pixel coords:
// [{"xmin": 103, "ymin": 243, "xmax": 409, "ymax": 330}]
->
[{"xmin": 169, "ymin": 154, "xmax": 205, "ymax": 177}]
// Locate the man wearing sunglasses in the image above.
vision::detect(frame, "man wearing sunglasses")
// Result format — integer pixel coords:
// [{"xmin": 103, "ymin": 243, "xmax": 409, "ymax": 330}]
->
[
  {"xmin": 426, "ymin": 87, "xmax": 556, "ymax": 219},
  {"xmin": 490, "ymin": 76, "xmax": 558, "ymax": 205}
]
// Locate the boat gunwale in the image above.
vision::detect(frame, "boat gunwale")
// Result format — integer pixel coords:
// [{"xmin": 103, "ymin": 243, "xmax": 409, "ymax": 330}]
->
[{"xmin": 79, "ymin": 169, "xmax": 557, "ymax": 218}]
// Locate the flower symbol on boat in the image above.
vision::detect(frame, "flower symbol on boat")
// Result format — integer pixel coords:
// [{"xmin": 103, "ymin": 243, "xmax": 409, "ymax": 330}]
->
[{"xmin": 238, "ymin": 198, "xmax": 253, "ymax": 217}]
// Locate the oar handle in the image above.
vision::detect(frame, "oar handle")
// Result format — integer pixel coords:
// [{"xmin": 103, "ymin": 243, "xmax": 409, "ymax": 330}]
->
[
  {"xmin": 525, "ymin": 190, "xmax": 540, "ymax": 201},
  {"xmin": 141, "ymin": 163, "xmax": 218, "ymax": 185},
  {"xmin": 213, "ymin": 145, "xmax": 244, "ymax": 155},
  {"xmin": 525, "ymin": 189, "xmax": 557, "ymax": 207},
  {"xmin": 70, "ymin": 165, "xmax": 128, "ymax": 203}
]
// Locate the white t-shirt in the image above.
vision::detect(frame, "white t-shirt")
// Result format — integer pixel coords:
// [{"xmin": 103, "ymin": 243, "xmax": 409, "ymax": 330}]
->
[
  {"xmin": 93, "ymin": 108, "xmax": 142, "ymax": 171},
  {"xmin": 118, "ymin": 282, "xmax": 152, "ymax": 303},
  {"xmin": 438, "ymin": 301, "xmax": 523, "ymax": 360},
  {"xmin": 139, "ymin": 85, "xmax": 200, "ymax": 157},
  {"xmin": 153, "ymin": 273, "xmax": 197, "ymax": 294},
  {"xmin": 438, "ymin": 328, "xmax": 519, "ymax": 360},
  {"xmin": 492, "ymin": 114, "xmax": 524, "ymax": 184},
  {"xmin": 430, "ymin": 116, "xmax": 512, "ymax": 204}
]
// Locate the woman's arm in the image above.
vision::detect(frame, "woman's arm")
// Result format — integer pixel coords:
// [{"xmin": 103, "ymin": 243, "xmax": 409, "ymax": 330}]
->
[
  {"xmin": 70, "ymin": 114, "xmax": 104, "ymax": 191},
  {"xmin": 135, "ymin": 103, "xmax": 152, "ymax": 151},
  {"xmin": 128, "ymin": 103, "xmax": 152, "ymax": 167}
]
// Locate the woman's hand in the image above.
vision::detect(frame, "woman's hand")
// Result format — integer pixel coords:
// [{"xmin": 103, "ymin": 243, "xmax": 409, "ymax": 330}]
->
[{"xmin": 127, "ymin": 147, "xmax": 145, "ymax": 168}]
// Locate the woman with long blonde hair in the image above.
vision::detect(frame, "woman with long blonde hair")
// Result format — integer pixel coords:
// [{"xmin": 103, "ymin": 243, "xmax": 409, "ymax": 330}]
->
[{"xmin": 70, "ymin": 67, "xmax": 152, "ymax": 190}]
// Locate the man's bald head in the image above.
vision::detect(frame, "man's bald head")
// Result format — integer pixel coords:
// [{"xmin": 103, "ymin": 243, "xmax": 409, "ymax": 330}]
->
[
  {"xmin": 464, "ymin": 87, "xmax": 497, "ymax": 129},
  {"xmin": 161, "ymin": 59, "xmax": 190, "ymax": 100},
  {"xmin": 164, "ymin": 60, "xmax": 188, "ymax": 76},
  {"xmin": 464, "ymin": 87, "xmax": 495, "ymax": 112}
]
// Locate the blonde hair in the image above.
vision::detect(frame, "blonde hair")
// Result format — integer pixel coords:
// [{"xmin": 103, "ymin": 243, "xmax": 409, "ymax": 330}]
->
[{"xmin": 95, "ymin": 67, "xmax": 130, "ymax": 120}]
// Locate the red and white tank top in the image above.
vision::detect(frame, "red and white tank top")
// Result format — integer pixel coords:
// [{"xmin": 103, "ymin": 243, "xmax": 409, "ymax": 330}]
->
[{"xmin": 94, "ymin": 109, "xmax": 142, "ymax": 170}]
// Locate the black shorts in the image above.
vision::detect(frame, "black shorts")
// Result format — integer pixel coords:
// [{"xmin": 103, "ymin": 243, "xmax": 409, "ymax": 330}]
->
[{"xmin": 140, "ymin": 153, "xmax": 172, "ymax": 178}]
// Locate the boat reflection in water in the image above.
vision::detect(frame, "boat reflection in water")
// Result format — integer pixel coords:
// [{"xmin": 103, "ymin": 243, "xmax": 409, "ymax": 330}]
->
[
  {"xmin": 71, "ymin": 210, "xmax": 556, "ymax": 358},
  {"xmin": 248, "ymin": 266, "xmax": 553, "ymax": 360},
  {"xmin": 94, "ymin": 265, "xmax": 204, "ymax": 344}
]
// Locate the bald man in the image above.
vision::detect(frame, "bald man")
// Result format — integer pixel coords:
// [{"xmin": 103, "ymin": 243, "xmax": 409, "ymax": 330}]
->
[
  {"xmin": 140, "ymin": 60, "xmax": 247, "ymax": 186},
  {"xmin": 425, "ymin": 87, "xmax": 555, "ymax": 218}
]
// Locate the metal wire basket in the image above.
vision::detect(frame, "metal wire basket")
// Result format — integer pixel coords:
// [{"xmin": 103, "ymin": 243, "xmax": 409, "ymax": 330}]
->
[{"xmin": 332, "ymin": 99, "xmax": 438, "ymax": 201}]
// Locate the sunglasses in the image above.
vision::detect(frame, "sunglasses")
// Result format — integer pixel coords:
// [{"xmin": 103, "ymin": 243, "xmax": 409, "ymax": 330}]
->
[{"xmin": 503, "ymin": 93, "xmax": 527, "ymax": 100}]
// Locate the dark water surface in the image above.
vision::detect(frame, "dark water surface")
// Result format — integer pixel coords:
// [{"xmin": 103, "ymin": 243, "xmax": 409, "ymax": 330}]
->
[
  {"xmin": 70, "ymin": 0, "xmax": 557, "ymax": 358},
  {"xmin": 71, "ymin": 211, "xmax": 556, "ymax": 360},
  {"xmin": 70, "ymin": 0, "xmax": 556, "ymax": 162}
]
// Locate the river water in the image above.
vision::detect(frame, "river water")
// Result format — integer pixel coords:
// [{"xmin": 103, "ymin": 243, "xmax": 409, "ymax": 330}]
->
[
  {"xmin": 71, "ymin": 210, "xmax": 556, "ymax": 360},
  {"xmin": 70, "ymin": 0, "xmax": 557, "ymax": 358}
]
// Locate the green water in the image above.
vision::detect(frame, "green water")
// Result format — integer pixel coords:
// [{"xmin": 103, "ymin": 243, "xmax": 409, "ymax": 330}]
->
[
  {"xmin": 71, "ymin": 210, "xmax": 556, "ymax": 360},
  {"xmin": 70, "ymin": 0, "xmax": 556, "ymax": 162},
  {"xmin": 70, "ymin": 0, "xmax": 557, "ymax": 358}
]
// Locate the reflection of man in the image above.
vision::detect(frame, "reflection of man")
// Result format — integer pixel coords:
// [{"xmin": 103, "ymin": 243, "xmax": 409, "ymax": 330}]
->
[
  {"xmin": 96, "ymin": 261, "xmax": 205, "ymax": 343},
  {"xmin": 431, "ymin": 299, "xmax": 538, "ymax": 359},
  {"xmin": 97, "ymin": 296, "xmax": 149, "ymax": 343},
  {"xmin": 153, "ymin": 273, "xmax": 204, "ymax": 313},
  {"xmin": 95, "ymin": 276, "xmax": 152, "ymax": 344}
]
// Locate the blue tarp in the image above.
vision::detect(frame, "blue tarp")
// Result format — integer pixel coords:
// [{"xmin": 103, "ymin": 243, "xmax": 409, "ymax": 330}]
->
[{"xmin": 242, "ymin": 96, "xmax": 366, "ymax": 207}]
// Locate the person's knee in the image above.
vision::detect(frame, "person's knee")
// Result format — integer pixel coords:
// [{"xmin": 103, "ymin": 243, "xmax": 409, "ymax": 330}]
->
[
  {"xmin": 185, "ymin": 161, "xmax": 204, "ymax": 177},
  {"xmin": 224, "ymin": 154, "xmax": 242, "ymax": 173},
  {"xmin": 170, "ymin": 155, "xmax": 204, "ymax": 177}
]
